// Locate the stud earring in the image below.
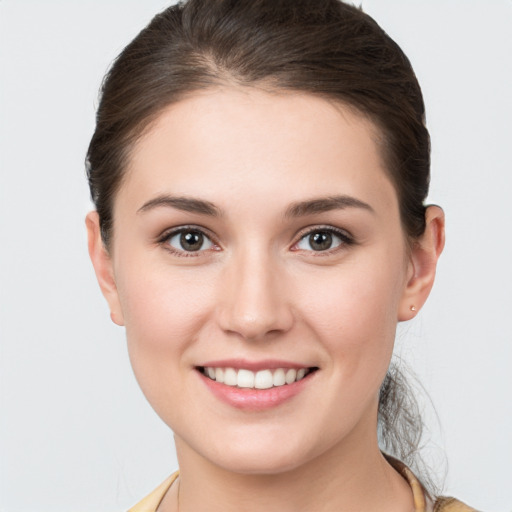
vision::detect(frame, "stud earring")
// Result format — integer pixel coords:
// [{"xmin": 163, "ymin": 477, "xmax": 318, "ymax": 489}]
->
[{"xmin": 410, "ymin": 305, "xmax": 417, "ymax": 312}]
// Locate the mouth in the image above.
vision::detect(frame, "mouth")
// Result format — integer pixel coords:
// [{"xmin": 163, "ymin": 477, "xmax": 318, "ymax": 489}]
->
[
  {"xmin": 195, "ymin": 362, "xmax": 319, "ymax": 410},
  {"xmin": 196, "ymin": 365, "xmax": 318, "ymax": 390}
]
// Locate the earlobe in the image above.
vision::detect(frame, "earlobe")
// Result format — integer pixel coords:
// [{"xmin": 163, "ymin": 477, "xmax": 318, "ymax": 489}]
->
[
  {"xmin": 85, "ymin": 211, "xmax": 125, "ymax": 326},
  {"xmin": 398, "ymin": 205, "xmax": 445, "ymax": 321}
]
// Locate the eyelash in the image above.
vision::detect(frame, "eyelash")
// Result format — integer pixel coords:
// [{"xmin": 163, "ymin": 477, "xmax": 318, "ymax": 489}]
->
[
  {"xmin": 157, "ymin": 225, "xmax": 355, "ymax": 257},
  {"xmin": 291, "ymin": 225, "xmax": 355, "ymax": 255},
  {"xmin": 157, "ymin": 225, "xmax": 220, "ymax": 258}
]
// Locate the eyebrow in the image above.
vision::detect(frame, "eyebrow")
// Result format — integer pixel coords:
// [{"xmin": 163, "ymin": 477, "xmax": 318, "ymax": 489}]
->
[
  {"xmin": 285, "ymin": 195, "xmax": 375, "ymax": 218},
  {"xmin": 137, "ymin": 195, "xmax": 222, "ymax": 217},
  {"xmin": 137, "ymin": 193, "xmax": 374, "ymax": 218}
]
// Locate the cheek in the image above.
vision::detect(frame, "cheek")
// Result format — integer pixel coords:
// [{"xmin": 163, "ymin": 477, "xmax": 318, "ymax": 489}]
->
[
  {"xmin": 298, "ymin": 250, "xmax": 406, "ymax": 365},
  {"xmin": 118, "ymin": 256, "xmax": 215, "ymax": 334},
  {"xmin": 295, "ymin": 255, "xmax": 405, "ymax": 428},
  {"xmin": 115, "ymin": 263, "xmax": 216, "ymax": 394}
]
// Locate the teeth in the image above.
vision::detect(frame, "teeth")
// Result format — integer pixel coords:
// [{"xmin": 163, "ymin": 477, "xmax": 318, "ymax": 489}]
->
[
  {"xmin": 254, "ymin": 369, "xmax": 273, "ymax": 389},
  {"xmin": 215, "ymin": 367, "xmax": 224, "ymax": 383},
  {"xmin": 296, "ymin": 368, "xmax": 306, "ymax": 381},
  {"xmin": 202, "ymin": 366, "xmax": 313, "ymax": 389},
  {"xmin": 285, "ymin": 368, "xmax": 297, "ymax": 384},
  {"xmin": 273, "ymin": 368, "xmax": 286, "ymax": 386},
  {"xmin": 237, "ymin": 369, "xmax": 255, "ymax": 388},
  {"xmin": 224, "ymin": 368, "xmax": 237, "ymax": 386}
]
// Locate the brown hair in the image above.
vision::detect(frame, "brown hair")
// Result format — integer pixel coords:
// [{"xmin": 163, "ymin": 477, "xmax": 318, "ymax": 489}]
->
[{"xmin": 86, "ymin": 0, "xmax": 436, "ymax": 495}]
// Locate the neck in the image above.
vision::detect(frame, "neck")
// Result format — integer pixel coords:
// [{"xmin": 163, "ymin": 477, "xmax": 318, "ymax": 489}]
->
[{"xmin": 164, "ymin": 420, "xmax": 414, "ymax": 512}]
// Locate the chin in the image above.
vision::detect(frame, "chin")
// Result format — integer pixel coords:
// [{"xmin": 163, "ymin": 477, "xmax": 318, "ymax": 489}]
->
[
  {"xmin": 212, "ymin": 448, "xmax": 310, "ymax": 476},
  {"xmin": 191, "ymin": 428, "xmax": 322, "ymax": 476}
]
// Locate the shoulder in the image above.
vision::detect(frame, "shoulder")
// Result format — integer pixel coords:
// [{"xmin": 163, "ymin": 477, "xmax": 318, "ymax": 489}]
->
[
  {"xmin": 433, "ymin": 496, "xmax": 480, "ymax": 512},
  {"xmin": 127, "ymin": 472, "xmax": 179, "ymax": 512},
  {"xmin": 383, "ymin": 453, "xmax": 479, "ymax": 512}
]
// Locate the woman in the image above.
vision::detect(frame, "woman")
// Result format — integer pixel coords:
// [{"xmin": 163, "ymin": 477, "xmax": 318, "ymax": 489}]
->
[{"xmin": 85, "ymin": 1, "xmax": 475, "ymax": 510}]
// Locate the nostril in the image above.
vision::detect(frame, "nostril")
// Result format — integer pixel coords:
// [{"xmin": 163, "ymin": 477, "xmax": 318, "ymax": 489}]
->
[{"xmin": 216, "ymin": 274, "xmax": 294, "ymax": 340}]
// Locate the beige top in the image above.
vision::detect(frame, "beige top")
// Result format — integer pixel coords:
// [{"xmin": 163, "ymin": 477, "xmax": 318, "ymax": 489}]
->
[{"xmin": 128, "ymin": 466, "xmax": 478, "ymax": 512}]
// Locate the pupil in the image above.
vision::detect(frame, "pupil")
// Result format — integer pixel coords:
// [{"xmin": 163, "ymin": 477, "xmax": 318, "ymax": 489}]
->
[
  {"xmin": 310, "ymin": 232, "xmax": 332, "ymax": 251},
  {"xmin": 181, "ymin": 231, "xmax": 203, "ymax": 251}
]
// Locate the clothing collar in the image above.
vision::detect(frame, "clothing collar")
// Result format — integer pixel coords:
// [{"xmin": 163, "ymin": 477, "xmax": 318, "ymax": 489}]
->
[{"xmin": 128, "ymin": 464, "xmax": 433, "ymax": 512}]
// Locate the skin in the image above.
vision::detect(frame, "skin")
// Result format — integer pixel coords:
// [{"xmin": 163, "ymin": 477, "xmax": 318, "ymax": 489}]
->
[{"xmin": 87, "ymin": 88, "xmax": 444, "ymax": 512}]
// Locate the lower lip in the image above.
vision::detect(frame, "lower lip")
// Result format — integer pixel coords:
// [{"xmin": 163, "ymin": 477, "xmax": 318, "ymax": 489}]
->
[{"xmin": 198, "ymin": 370, "xmax": 316, "ymax": 411}]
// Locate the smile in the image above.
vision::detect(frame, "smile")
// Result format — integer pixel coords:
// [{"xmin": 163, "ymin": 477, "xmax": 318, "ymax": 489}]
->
[
  {"xmin": 196, "ymin": 362, "xmax": 319, "ymax": 410},
  {"xmin": 199, "ymin": 366, "xmax": 316, "ymax": 389}
]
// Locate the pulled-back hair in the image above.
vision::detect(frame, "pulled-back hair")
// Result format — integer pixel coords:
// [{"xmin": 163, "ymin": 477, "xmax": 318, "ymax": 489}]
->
[{"xmin": 86, "ymin": 0, "xmax": 436, "ymax": 496}]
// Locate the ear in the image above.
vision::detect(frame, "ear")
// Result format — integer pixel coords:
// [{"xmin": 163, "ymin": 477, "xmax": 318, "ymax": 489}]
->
[
  {"xmin": 398, "ymin": 205, "xmax": 445, "ymax": 321},
  {"xmin": 85, "ymin": 211, "xmax": 124, "ymax": 326}
]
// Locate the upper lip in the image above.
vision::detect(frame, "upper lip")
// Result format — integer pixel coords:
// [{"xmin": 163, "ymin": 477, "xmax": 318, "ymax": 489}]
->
[{"xmin": 197, "ymin": 358, "xmax": 315, "ymax": 372}]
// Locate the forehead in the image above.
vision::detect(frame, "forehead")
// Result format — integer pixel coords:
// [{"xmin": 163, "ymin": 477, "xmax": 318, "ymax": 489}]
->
[{"xmin": 120, "ymin": 87, "xmax": 397, "ymax": 214}]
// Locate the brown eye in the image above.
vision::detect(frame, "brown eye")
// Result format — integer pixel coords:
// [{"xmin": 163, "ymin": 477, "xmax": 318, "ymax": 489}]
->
[
  {"xmin": 167, "ymin": 229, "xmax": 213, "ymax": 252},
  {"xmin": 295, "ymin": 228, "xmax": 349, "ymax": 252},
  {"xmin": 180, "ymin": 231, "xmax": 203, "ymax": 251},
  {"xmin": 309, "ymin": 232, "xmax": 333, "ymax": 251}
]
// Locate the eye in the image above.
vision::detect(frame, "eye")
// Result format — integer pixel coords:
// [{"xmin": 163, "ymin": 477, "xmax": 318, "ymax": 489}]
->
[
  {"xmin": 294, "ymin": 228, "xmax": 351, "ymax": 252},
  {"xmin": 165, "ymin": 228, "xmax": 214, "ymax": 253}
]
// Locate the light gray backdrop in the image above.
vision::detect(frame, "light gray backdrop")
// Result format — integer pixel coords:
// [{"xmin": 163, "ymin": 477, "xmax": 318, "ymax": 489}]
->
[{"xmin": 1, "ymin": 1, "xmax": 511, "ymax": 511}]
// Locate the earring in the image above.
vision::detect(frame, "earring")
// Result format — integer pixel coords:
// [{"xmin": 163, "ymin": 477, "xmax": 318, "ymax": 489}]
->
[{"xmin": 410, "ymin": 305, "xmax": 417, "ymax": 312}]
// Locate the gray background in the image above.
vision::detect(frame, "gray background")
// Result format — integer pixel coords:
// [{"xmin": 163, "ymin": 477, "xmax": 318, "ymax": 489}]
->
[{"xmin": 1, "ymin": 1, "xmax": 511, "ymax": 510}]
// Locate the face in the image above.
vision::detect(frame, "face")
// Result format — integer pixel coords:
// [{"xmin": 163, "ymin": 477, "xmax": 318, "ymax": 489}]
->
[{"xmin": 93, "ymin": 88, "xmax": 419, "ymax": 474}]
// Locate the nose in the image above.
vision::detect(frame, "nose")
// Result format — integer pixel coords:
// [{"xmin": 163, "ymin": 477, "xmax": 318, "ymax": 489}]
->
[{"xmin": 216, "ymin": 248, "xmax": 294, "ymax": 341}]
